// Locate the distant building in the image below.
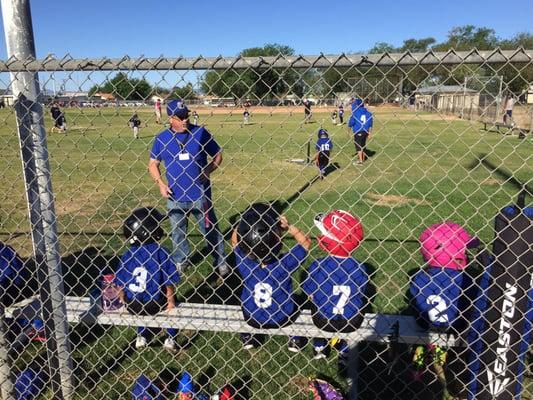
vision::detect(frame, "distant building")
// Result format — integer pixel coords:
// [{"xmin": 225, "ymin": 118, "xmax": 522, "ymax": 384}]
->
[
  {"xmin": 0, "ymin": 89, "xmax": 14, "ymax": 106},
  {"xmin": 414, "ymin": 85, "xmax": 480, "ymax": 116}
]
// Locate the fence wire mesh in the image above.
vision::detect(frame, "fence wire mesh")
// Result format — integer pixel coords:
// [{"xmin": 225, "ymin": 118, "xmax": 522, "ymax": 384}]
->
[{"xmin": 0, "ymin": 50, "xmax": 532, "ymax": 400}]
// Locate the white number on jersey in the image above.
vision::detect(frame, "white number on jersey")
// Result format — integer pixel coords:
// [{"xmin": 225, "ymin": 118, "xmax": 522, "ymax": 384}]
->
[
  {"xmin": 360, "ymin": 114, "xmax": 367, "ymax": 124},
  {"xmin": 426, "ymin": 295, "xmax": 449, "ymax": 323},
  {"xmin": 254, "ymin": 282, "xmax": 273, "ymax": 308},
  {"xmin": 128, "ymin": 266, "xmax": 148, "ymax": 293},
  {"xmin": 332, "ymin": 285, "xmax": 351, "ymax": 315},
  {"xmin": 320, "ymin": 143, "xmax": 330, "ymax": 151}
]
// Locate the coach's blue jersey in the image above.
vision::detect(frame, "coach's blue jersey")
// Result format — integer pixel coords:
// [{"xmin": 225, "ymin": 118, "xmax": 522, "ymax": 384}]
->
[
  {"xmin": 235, "ymin": 244, "xmax": 307, "ymax": 325},
  {"xmin": 115, "ymin": 243, "xmax": 180, "ymax": 303},
  {"xmin": 150, "ymin": 125, "xmax": 220, "ymax": 202},
  {"xmin": 316, "ymin": 138, "xmax": 333, "ymax": 153},
  {"xmin": 302, "ymin": 256, "xmax": 368, "ymax": 320},
  {"xmin": 0, "ymin": 242, "xmax": 24, "ymax": 288},
  {"xmin": 348, "ymin": 108, "xmax": 373, "ymax": 133},
  {"xmin": 410, "ymin": 267, "xmax": 471, "ymax": 330}
]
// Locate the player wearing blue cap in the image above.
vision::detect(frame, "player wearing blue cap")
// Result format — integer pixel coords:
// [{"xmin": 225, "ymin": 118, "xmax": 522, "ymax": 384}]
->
[
  {"xmin": 315, "ymin": 129, "xmax": 333, "ymax": 180},
  {"xmin": 149, "ymin": 99, "xmax": 228, "ymax": 275},
  {"xmin": 348, "ymin": 98, "xmax": 373, "ymax": 165}
]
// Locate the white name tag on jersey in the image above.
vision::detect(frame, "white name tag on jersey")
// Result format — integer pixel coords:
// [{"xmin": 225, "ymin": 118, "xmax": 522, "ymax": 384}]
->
[{"xmin": 178, "ymin": 152, "xmax": 190, "ymax": 161}]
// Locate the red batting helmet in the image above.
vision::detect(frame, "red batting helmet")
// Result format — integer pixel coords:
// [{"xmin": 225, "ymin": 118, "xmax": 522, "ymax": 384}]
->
[{"xmin": 314, "ymin": 210, "xmax": 363, "ymax": 257}]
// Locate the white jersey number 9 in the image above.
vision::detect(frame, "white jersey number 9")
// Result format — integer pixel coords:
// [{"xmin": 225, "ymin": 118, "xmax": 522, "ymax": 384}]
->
[
  {"xmin": 254, "ymin": 282, "xmax": 273, "ymax": 308},
  {"xmin": 129, "ymin": 266, "xmax": 148, "ymax": 293}
]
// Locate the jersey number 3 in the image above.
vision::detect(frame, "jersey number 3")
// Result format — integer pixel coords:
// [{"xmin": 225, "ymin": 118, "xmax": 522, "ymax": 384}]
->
[{"xmin": 129, "ymin": 266, "xmax": 148, "ymax": 293}]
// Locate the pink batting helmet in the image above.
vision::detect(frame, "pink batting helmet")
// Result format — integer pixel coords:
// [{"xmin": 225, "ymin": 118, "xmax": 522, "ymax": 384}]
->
[
  {"xmin": 314, "ymin": 210, "xmax": 363, "ymax": 257},
  {"xmin": 419, "ymin": 221, "xmax": 479, "ymax": 270}
]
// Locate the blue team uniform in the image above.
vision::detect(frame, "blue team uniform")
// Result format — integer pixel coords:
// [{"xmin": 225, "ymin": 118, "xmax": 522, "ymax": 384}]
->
[
  {"xmin": 150, "ymin": 125, "xmax": 221, "ymax": 202},
  {"xmin": 115, "ymin": 243, "xmax": 180, "ymax": 304},
  {"xmin": 235, "ymin": 244, "xmax": 307, "ymax": 326},
  {"xmin": 409, "ymin": 267, "xmax": 472, "ymax": 332},
  {"xmin": 303, "ymin": 256, "xmax": 368, "ymax": 355},
  {"xmin": 0, "ymin": 242, "xmax": 25, "ymax": 305},
  {"xmin": 316, "ymin": 138, "xmax": 333, "ymax": 155},
  {"xmin": 348, "ymin": 107, "xmax": 373, "ymax": 134},
  {"xmin": 303, "ymin": 256, "xmax": 368, "ymax": 325}
]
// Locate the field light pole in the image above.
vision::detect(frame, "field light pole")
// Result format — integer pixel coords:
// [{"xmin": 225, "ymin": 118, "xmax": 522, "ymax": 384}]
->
[{"xmin": 1, "ymin": 1, "xmax": 74, "ymax": 399}]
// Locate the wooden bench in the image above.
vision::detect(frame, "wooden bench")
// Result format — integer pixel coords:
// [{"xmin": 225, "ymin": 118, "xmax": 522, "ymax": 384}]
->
[
  {"xmin": 5, "ymin": 295, "xmax": 460, "ymax": 347},
  {"xmin": 482, "ymin": 121, "xmax": 530, "ymax": 138}
]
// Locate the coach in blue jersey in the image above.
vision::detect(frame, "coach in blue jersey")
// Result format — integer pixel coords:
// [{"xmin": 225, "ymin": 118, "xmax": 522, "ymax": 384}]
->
[
  {"xmin": 348, "ymin": 98, "xmax": 373, "ymax": 165},
  {"xmin": 149, "ymin": 100, "xmax": 227, "ymax": 275}
]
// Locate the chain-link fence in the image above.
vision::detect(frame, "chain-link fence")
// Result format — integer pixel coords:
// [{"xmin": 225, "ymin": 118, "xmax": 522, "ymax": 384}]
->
[{"xmin": 0, "ymin": 47, "xmax": 532, "ymax": 400}]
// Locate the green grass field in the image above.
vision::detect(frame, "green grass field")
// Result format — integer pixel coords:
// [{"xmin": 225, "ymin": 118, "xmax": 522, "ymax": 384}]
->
[{"xmin": 0, "ymin": 106, "xmax": 531, "ymax": 399}]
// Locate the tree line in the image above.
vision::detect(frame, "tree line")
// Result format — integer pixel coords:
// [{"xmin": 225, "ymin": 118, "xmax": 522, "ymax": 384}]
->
[{"xmin": 88, "ymin": 26, "xmax": 532, "ymax": 101}]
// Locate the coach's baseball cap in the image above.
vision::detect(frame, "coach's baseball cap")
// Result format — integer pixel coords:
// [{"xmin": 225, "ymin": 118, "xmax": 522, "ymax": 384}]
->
[{"xmin": 166, "ymin": 99, "xmax": 189, "ymax": 119}]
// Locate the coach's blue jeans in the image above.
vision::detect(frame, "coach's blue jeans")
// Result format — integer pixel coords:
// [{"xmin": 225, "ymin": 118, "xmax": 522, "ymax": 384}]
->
[{"xmin": 167, "ymin": 198, "xmax": 225, "ymax": 267}]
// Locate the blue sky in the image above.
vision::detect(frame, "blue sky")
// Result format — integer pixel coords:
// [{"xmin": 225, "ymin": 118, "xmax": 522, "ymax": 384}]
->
[{"xmin": 0, "ymin": 0, "xmax": 532, "ymax": 59}]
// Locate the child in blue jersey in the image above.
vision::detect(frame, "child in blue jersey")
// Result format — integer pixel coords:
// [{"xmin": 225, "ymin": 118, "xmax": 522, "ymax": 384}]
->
[
  {"xmin": 409, "ymin": 221, "xmax": 479, "ymax": 379},
  {"xmin": 410, "ymin": 221, "xmax": 479, "ymax": 333},
  {"xmin": 302, "ymin": 210, "xmax": 367, "ymax": 367},
  {"xmin": 115, "ymin": 207, "xmax": 181, "ymax": 351},
  {"xmin": 231, "ymin": 203, "xmax": 311, "ymax": 350},
  {"xmin": 0, "ymin": 241, "xmax": 25, "ymax": 306},
  {"xmin": 348, "ymin": 98, "xmax": 373, "ymax": 165},
  {"xmin": 315, "ymin": 128, "xmax": 333, "ymax": 180}
]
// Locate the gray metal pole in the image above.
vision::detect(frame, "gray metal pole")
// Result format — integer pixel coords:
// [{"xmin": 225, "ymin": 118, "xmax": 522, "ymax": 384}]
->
[
  {"xmin": 0, "ymin": 305, "xmax": 14, "ymax": 399},
  {"xmin": 1, "ymin": 1, "xmax": 74, "ymax": 399}
]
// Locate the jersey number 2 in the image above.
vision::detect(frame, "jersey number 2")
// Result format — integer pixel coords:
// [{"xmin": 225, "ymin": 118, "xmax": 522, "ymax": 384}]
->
[
  {"xmin": 426, "ymin": 295, "xmax": 449, "ymax": 323},
  {"xmin": 333, "ymin": 285, "xmax": 350, "ymax": 315}
]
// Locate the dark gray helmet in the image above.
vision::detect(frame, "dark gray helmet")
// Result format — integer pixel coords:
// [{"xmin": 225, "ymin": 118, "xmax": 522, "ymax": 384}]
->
[
  {"xmin": 237, "ymin": 203, "xmax": 282, "ymax": 263},
  {"xmin": 123, "ymin": 207, "xmax": 165, "ymax": 245}
]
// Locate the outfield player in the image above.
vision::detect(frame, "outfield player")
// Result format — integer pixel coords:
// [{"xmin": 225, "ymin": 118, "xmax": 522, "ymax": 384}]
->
[
  {"xmin": 348, "ymin": 98, "xmax": 373, "ymax": 165},
  {"xmin": 154, "ymin": 99, "xmax": 162, "ymax": 124},
  {"xmin": 231, "ymin": 203, "xmax": 311, "ymax": 350},
  {"xmin": 128, "ymin": 113, "xmax": 141, "ymax": 139},
  {"xmin": 330, "ymin": 110, "xmax": 337, "ymax": 125},
  {"xmin": 148, "ymin": 99, "xmax": 227, "ymax": 275},
  {"xmin": 409, "ymin": 221, "xmax": 479, "ymax": 378},
  {"xmin": 243, "ymin": 109, "xmax": 250, "ymax": 125},
  {"xmin": 114, "ymin": 207, "xmax": 180, "ymax": 351},
  {"xmin": 192, "ymin": 110, "xmax": 199, "ymax": 125},
  {"xmin": 315, "ymin": 128, "xmax": 333, "ymax": 180},
  {"xmin": 302, "ymin": 210, "xmax": 368, "ymax": 371},
  {"xmin": 338, "ymin": 104, "xmax": 344, "ymax": 125}
]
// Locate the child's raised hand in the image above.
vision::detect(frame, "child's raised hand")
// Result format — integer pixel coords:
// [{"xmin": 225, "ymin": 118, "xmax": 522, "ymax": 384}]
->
[{"xmin": 279, "ymin": 215, "xmax": 290, "ymax": 231}]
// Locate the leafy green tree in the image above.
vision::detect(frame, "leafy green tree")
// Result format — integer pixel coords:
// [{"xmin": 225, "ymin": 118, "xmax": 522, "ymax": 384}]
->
[
  {"xmin": 433, "ymin": 25, "xmax": 498, "ymax": 51},
  {"xmin": 201, "ymin": 43, "xmax": 297, "ymax": 101},
  {"xmin": 169, "ymin": 83, "xmax": 197, "ymax": 100},
  {"xmin": 88, "ymin": 73, "xmax": 152, "ymax": 100},
  {"xmin": 368, "ymin": 42, "xmax": 397, "ymax": 54},
  {"xmin": 400, "ymin": 38, "xmax": 436, "ymax": 52}
]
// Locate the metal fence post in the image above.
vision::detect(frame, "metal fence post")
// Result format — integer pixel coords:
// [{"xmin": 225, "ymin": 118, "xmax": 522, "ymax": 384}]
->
[{"xmin": 1, "ymin": 0, "xmax": 74, "ymax": 399}]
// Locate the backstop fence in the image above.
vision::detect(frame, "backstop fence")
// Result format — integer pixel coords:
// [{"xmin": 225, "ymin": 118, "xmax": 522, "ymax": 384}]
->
[{"xmin": 0, "ymin": 44, "xmax": 532, "ymax": 400}]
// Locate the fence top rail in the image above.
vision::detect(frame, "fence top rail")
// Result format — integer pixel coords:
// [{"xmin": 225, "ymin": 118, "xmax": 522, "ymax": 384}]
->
[{"xmin": 0, "ymin": 49, "xmax": 531, "ymax": 72}]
